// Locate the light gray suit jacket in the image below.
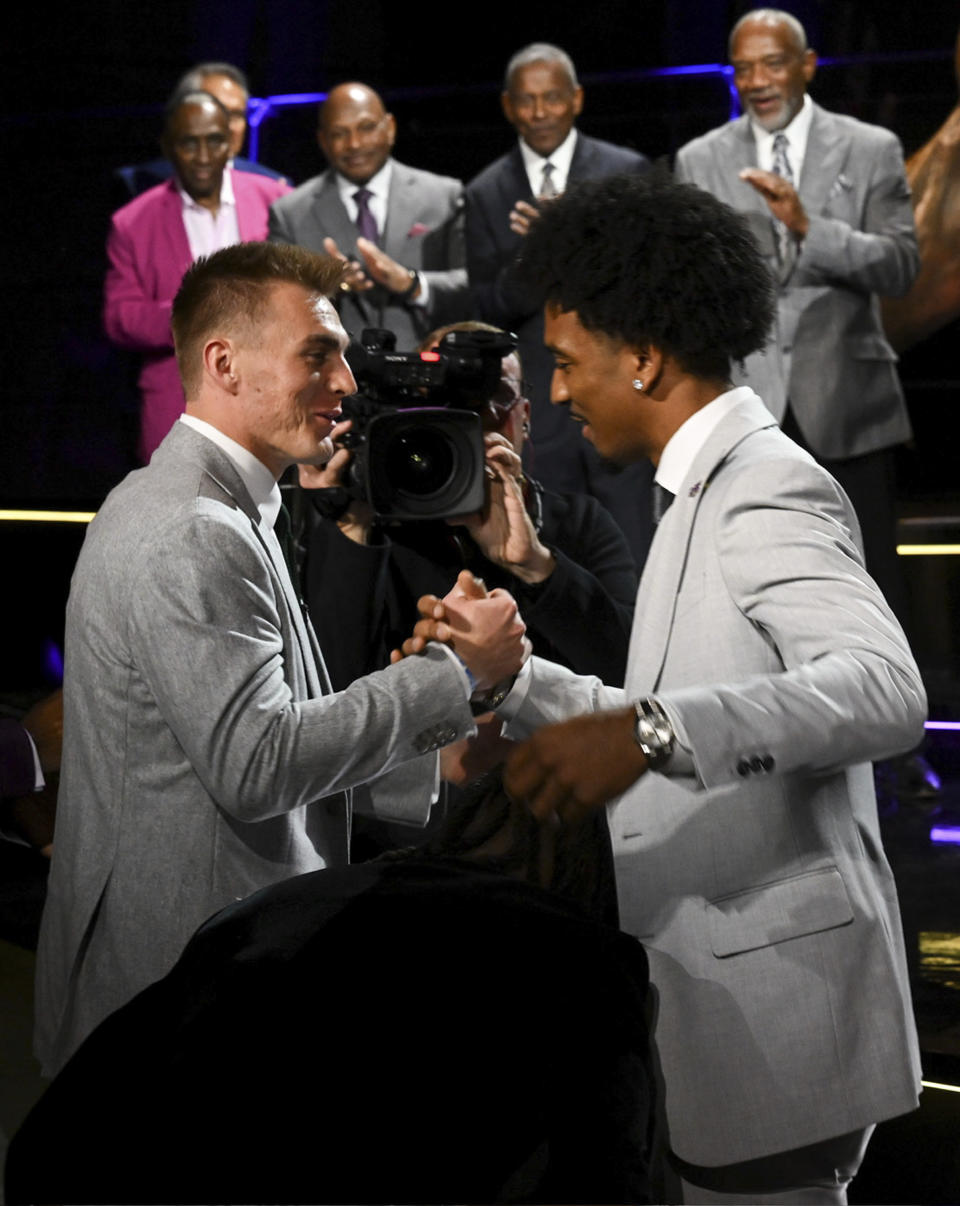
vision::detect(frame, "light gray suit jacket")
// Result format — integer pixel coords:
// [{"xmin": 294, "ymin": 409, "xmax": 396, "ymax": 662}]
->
[
  {"xmin": 268, "ymin": 158, "xmax": 468, "ymax": 350},
  {"xmin": 35, "ymin": 421, "xmax": 474, "ymax": 1075},
  {"xmin": 501, "ymin": 391, "xmax": 925, "ymax": 1166},
  {"xmin": 675, "ymin": 102, "xmax": 918, "ymax": 459}
]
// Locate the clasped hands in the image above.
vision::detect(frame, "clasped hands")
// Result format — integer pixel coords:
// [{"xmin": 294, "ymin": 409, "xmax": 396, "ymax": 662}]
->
[
  {"xmin": 394, "ymin": 577, "xmax": 649, "ymax": 822},
  {"xmin": 323, "ymin": 236, "xmax": 419, "ymax": 298}
]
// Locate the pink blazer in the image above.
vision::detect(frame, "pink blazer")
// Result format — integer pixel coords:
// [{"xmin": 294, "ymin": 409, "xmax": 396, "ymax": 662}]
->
[{"xmin": 103, "ymin": 170, "xmax": 291, "ymax": 460}]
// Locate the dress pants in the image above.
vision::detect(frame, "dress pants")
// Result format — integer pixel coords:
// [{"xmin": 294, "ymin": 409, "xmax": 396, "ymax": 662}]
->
[{"xmin": 671, "ymin": 1124, "xmax": 875, "ymax": 1204}]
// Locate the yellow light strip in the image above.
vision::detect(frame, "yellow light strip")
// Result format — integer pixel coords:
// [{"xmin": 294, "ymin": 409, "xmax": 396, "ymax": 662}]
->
[
  {"xmin": 0, "ymin": 509, "xmax": 96, "ymax": 524},
  {"xmin": 922, "ymin": 1079, "xmax": 960, "ymax": 1094},
  {"xmin": 897, "ymin": 544, "xmax": 960, "ymax": 556}
]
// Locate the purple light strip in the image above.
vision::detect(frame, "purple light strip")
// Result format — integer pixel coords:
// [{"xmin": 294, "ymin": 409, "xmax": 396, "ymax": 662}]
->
[
  {"xmin": 925, "ymin": 721, "xmax": 960, "ymax": 732},
  {"xmin": 930, "ymin": 826, "xmax": 960, "ymax": 844},
  {"xmin": 244, "ymin": 48, "xmax": 951, "ymax": 161}
]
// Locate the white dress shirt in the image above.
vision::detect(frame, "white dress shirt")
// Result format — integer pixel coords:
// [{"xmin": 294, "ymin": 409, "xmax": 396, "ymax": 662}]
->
[
  {"xmin": 654, "ymin": 386, "xmax": 759, "ymax": 496},
  {"xmin": 178, "ymin": 414, "xmax": 281, "ymax": 533},
  {"xmin": 177, "ymin": 168, "xmax": 242, "ymax": 261},
  {"xmin": 519, "ymin": 127, "xmax": 578, "ymax": 197},
  {"xmin": 750, "ymin": 93, "xmax": 813, "ymax": 181}
]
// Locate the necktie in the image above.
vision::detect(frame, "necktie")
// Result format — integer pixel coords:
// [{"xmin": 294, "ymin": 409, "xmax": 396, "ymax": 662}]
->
[
  {"xmin": 771, "ymin": 133, "xmax": 795, "ymax": 269},
  {"xmin": 353, "ymin": 187, "xmax": 379, "ymax": 245},
  {"xmin": 539, "ymin": 162, "xmax": 558, "ymax": 199},
  {"xmin": 652, "ymin": 482, "xmax": 675, "ymax": 525},
  {"xmin": 273, "ymin": 503, "xmax": 302, "ymax": 595}
]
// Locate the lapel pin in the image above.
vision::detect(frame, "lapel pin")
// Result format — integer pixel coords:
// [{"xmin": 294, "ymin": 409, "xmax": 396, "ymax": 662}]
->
[{"xmin": 688, "ymin": 481, "xmax": 702, "ymax": 498}]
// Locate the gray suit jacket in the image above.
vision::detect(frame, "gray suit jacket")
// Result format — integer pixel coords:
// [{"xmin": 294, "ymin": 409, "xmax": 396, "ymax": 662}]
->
[
  {"xmin": 35, "ymin": 421, "xmax": 474, "ymax": 1075},
  {"xmin": 675, "ymin": 102, "xmax": 918, "ymax": 459},
  {"xmin": 501, "ymin": 391, "xmax": 925, "ymax": 1165},
  {"xmin": 268, "ymin": 158, "xmax": 468, "ymax": 350}
]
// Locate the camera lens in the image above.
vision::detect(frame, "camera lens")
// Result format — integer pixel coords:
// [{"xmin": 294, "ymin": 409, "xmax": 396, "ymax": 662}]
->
[{"xmin": 389, "ymin": 428, "xmax": 457, "ymax": 497}]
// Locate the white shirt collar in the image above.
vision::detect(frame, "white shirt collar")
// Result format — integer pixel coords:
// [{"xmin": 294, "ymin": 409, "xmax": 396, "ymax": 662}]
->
[
  {"xmin": 178, "ymin": 414, "xmax": 282, "ymax": 529},
  {"xmin": 655, "ymin": 386, "xmax": 760, "ymax": 496},
  {"xmin": 175, "ymin": 164, "xmax": 236, "ymax": 211},
  {"xmin": 749, "ymin": 93, "xmax": 813, "ymax": 176},
  {"xmin": 334, "ymin": 158, "xmax": 393, "ymax": 208},
  {"xmin": 518, "ymin": 127, "xmax": 578, "ymax": 196}
]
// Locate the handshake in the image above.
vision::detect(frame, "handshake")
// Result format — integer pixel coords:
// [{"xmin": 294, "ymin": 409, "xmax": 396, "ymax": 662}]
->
[
  {"xmin": 391, "ymin": 568, "xmax": 530, "ymax": 698},
  {"xmin": 393, "ymin": 568, "xmax": 650, "ymax": 823}
]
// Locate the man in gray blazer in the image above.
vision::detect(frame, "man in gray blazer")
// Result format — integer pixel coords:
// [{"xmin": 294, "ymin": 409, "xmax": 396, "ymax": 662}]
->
[
  {"xmin": 34, "ymin": 242, "xmax": 527, "ymax": 1078},
  {"xmin": 413, "ymin": 175, "xmax": 926, "ymax": 1203},
  {"xmin": 674, "ymin": 8, "xmax": 918, "ymax": 633},
  {"xmin": 268, "ymin": 81, "xmax": 468, "ymax": 350}
]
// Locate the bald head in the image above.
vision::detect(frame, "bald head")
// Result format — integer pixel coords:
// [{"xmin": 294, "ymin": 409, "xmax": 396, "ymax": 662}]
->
[
  {"xmin": 161, "ymin": 91, "xmax": 230, "ymax": 204},
  {"xmin": 317, "ymin": 82, "xmax": 396, "ymax": 185}
]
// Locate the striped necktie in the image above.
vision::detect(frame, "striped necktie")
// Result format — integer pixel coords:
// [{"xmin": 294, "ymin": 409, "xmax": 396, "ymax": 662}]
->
[{"xmin": 771, "ymin": 133, "xmax": 796, "ymax": 269}]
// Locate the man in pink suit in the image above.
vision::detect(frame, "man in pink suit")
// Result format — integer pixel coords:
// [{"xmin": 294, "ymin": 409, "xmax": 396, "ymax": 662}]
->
[{"xmin": 104, "ymin": 89, "xmax": 291, "ymax": 460}]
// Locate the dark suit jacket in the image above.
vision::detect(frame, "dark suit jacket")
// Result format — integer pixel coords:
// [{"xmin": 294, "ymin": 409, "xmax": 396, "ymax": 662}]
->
[
  {"xmin": 269, "ymin": 158, "xmax": 469, "ymax": 350},
  {"xmin": 0, "ymin": 720, "xmax": 34, "ymax": 799},
  {"xmin": 8, "ymin": 859, "xmax": 653, "ymax": 1206},
  {"xmin": 465, "ymin": 133, "xmax": 655, "ymax": 564}
]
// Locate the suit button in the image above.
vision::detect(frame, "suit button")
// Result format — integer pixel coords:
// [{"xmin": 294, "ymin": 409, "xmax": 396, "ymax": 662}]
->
[
  {"xmin": 761, "ymin": 755, "xmax": 775, "ymax": 772},
  {"xmin": 750, "ymin": 756, "xmax": 766, "ymax": 773},
  {"xmin": 736, "ymin": 759, "xmax": 751, "ymax": 777}
]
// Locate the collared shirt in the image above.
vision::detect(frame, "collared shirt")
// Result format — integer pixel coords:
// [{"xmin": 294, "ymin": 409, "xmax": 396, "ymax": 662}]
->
[
  {"xmin": 177, "ymin": 418, "xmax": 468, "ymax": 697},
  {"xmin": 518, "ymin": 127, "xmax": 578, "ymax": 197},
  {"xmin": 178, "ymin": 413, "xmax": 282, "ymax": 532},
  {"xmin": 177, "ymin": 168, "xmax": 242, "ymax": 261},
  {"xmin": 654, "ymin": 386, "xmax": 758, "ymax": 496},
  {"xmin": 335, "ymin": 159, "xmax": 393, "ymax": 236},
  {"xmin": 333, "ymin": 158, "xmax": 430, "ymax": 308},
  {"xmin": 750, "ymin": 92, "xmax": 813, "ymax": 182}
]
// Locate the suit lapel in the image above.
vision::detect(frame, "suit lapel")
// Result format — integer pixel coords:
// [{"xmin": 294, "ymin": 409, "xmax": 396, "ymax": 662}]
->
[
  {"xmin": 308, "ymin": 172, "xmax": 379, "ymax": 328},
  {"xmin": 234, "ymin": 172, "xmax": 260, "ymax": 240},
  {"xmin": 163, "ymin": 424, "xmax": 328, "ymax": 698},
  {"xmin": 159, "ymin": 183, "xmax": 192, "ymax": 284},
  {"xmin": 312, "ymin": 171, "xmax": 362, "ymax": 257},
  {"xmin": 797, "ymin": 103, "xmax": 850, "ymax": 219},
  {"xmin": 382, "ymin": 160, "xmax": 418, "ymax": 255},
  {"xmin": 629, "ymin": 397, "xmax": 779, "ymax": 693}
]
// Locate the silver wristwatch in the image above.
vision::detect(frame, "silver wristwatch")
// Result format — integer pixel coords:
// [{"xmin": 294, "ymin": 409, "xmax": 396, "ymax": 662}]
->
[{"xmin": 632, "ymin": 698, "xmax": 675, "ymax": 770}]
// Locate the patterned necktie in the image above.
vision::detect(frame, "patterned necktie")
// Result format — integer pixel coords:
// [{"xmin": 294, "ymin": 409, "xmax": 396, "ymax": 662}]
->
[
  {"xmin": 353, "ymin": 187, "xmax": 379, "ymax": 245},
  {"xmin": 539, "ymin": 161, "xmax": 558, "ymax": 199},
  {"xmin": 771, "ymin": 132, "xmax": 795, "ymax": 268},
  {"xmin": 652, "ymin": 482, "xmax": 675, "ymax": 525}
]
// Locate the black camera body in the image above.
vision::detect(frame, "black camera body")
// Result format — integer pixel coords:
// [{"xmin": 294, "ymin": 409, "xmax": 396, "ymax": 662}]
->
[{"xmin": 341, "ymin": 327, "xmax": 516, "ymax": 521}]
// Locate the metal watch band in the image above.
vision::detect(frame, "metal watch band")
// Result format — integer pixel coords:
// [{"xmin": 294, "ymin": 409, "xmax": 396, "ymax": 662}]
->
[{"xmin": 633, "ymin": 697, "xmax": 675, "ymax": 770}]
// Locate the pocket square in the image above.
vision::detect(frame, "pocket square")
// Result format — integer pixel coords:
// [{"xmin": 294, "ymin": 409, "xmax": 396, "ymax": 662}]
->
[
  {"xmin": 407, "ymin": 222, "xmax": 430, "ymax": 238},
  {"xmin": 827, "ymin": 173, "xmax": 853, "ymax": 200}
]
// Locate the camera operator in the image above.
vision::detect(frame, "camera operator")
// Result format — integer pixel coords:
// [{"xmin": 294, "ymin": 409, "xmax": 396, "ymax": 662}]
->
[
  {"xmin": 298, "ymin": 322, "xmax": 634, "ymax": 868},
  {"xmin": 298, "ymin": 321, "xmax": 637, "ymax": 695}
]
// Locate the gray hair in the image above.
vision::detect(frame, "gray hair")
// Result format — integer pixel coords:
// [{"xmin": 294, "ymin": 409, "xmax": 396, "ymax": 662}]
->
[
  {"xmin": 504, "ymin": 43, "xmax": 579, "ymax": 93},
  {"xmin": 729, "ymin": 9, "xmax": 808, "ymax": 57},
  {"xmin": 174, "ymin": 61, "xmax": 250, "ymax": 99}
]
